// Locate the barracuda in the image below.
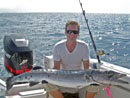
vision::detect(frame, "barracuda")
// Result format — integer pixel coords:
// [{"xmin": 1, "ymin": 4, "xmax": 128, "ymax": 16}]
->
[{"xmin": 6, "ymin": 69, "xmax": 129, "ymax": 91}]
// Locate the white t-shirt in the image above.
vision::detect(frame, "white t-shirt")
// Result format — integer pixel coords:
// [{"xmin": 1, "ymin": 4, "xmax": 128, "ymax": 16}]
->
[{"xmin": 53, "ymin": 39, "xmax": 89, "ymax": 70}]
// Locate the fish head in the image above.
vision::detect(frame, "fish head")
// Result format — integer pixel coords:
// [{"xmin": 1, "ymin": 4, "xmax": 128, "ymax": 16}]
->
[{"xmin": 91, "ymin": 69, "xmax": 129, "ymax": 85}]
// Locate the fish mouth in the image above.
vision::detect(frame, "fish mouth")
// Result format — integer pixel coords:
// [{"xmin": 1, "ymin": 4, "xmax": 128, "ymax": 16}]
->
[
  {"xmin": 109, "ymin": 73, "xmax": 126, "ymax": 79},
  {"xmin": 109, "ymin": 73, "xmax": 129, "ymax": 85},
  {"xmin": 91, "ymin": 70, "xmax": 129, "ymax": 85},
  {"xmin": 113, "ymin": 79, "xmax": 129, "ymax": 85}
]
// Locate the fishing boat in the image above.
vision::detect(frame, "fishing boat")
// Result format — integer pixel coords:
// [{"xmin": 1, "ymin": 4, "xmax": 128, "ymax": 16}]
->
[{"xmin": 0, "ymin": 1, "xmax": 130, "ymax": 97}]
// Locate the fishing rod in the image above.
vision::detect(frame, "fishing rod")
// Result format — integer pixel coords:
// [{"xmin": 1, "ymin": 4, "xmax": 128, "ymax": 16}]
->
[{"xmin": 79, "ymin": 0, "xmax": 101, "ymax": 63}]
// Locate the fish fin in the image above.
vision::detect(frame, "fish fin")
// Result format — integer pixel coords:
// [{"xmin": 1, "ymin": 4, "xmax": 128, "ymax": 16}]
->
[
  {"xmin": 6, "ymin": 84, "xmax": 13, "ymax": 91},
  {"xmin": 42, "ymin": 80, "xmax": 48, "ymax": 84},
  {"xmin": 108, "ymin": 75, "xmax": 114, "ymax": 78},
  {"xmin": 29, "ymin": 81, "xmax": 40, "ymax": 87},
  {"xmin": 6, "ymin": 77, "xmax": 13, "ymax": 91},
  {"xmin": 86, "ymin": 75, "xmax": 90, "ymax": 80},
  {"xmin": 33, "ymin": 66, "xmax": 43, "ymax": 70}
]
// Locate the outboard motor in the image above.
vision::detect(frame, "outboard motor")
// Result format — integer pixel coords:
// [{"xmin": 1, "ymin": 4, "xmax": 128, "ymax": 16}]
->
[{"xmin": 3, "ymin": 34, "xmax": 33, "ymax": 75}]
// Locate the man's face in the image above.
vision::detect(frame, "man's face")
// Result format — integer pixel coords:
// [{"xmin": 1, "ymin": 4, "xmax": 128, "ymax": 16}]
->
[{"xmin": 65, "ymin": 24, "xmax": 79, "ymax": 41}]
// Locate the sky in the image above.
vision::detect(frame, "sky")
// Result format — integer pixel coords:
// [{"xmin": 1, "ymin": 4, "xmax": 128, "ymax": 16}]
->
[{"xmin": 0, "ymin": 0, "xmax": 130, "ymax": 13}]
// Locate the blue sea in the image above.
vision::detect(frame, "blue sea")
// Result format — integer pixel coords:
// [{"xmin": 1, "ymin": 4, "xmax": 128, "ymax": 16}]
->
[{"xmin": 0, "ymin": 13, "xmax": 130, "ymax": 96}]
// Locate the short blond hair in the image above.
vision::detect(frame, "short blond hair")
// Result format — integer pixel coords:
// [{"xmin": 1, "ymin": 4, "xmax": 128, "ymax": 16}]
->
[{"xmin": 65, "ymin": 20, "xmax": 80, "ymax": 31}]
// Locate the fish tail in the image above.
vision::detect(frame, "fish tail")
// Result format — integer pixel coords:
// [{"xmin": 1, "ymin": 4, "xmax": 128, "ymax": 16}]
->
[{"xmin": 6, "ymin": 77, "xmax": 13, "ymax": 91}]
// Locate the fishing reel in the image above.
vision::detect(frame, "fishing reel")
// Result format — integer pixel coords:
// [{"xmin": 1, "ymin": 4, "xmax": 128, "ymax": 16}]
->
[{"xmin": 97, "ymin": 49, "xmax": 110, "ymax": 56}]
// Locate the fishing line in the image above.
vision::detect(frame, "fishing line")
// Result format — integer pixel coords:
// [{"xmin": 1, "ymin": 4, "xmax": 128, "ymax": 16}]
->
[{"xmin": 79, "ymin": 0, "xmax": 101, "ymax": 63}]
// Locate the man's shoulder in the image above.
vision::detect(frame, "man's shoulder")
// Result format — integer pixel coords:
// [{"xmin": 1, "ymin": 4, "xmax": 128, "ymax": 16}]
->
[
  {"xmin": 77, "ymin": 40, "xmax": 88, "ymax": 46},
  {"xmin": 55, "ymin": 40, "xmax": 66, "ymax": 47}
]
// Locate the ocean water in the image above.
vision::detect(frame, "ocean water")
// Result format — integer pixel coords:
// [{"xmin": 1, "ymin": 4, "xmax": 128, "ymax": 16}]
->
[{"xmin": 0, "ymin": 13, "xmax": 130, "ymax": 85}]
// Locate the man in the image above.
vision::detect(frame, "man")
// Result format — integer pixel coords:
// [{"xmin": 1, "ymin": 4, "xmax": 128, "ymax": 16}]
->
[{"xmin": 48, "ymin": 20, "xmax": 98, "ymax": 98}]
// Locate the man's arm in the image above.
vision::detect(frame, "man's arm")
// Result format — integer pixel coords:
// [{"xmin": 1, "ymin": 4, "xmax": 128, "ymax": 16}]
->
[
  {"xmin": 83, "ymin": 59, "xmax": 90, "ymax": 69},
  {"xmin": 53, "ymin": 60, "xmax": 61, "ymax": 69}
]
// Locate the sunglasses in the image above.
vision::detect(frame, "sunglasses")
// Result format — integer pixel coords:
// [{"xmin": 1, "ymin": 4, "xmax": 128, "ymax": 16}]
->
[{"xmin": 67, "ymin": 30, "xmax": 79, "ymax": 34}]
